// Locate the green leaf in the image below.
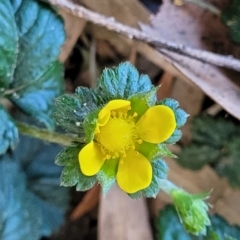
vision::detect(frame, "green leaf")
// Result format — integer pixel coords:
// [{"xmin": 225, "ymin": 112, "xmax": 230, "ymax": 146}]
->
[
  {"xmin": 0, "ymin": 158, "xmax": 42, "ymax": 240},
  {"xmin": 129, "ymin": 159, "xmax": 168, "ymax": 198},
  {"xmin": 215, "ymin": 137, "xmax": 240, "ymax": 187},
  {"xmin": 11, "ymin": 61, "xmax": 64, "ymax": 128},
  {"xmin": 56, "ymin": 145, "xmax": 97, "ymax": 191},
  {"xmin": 0, "ymin": 0, "xmax": 18, "ymax": 89},
  {"xmin": 5, "ymin": 0, "xmax": 65, "ymax": 128},
  {"xmin": 222, "ymin": 0, "xmax": 240, "ymax": 44},
  {"xmin": 12, "ymin": 131, "xmax": 69, "ymax": 236},
  {"xmin": 178, "ymin": 144, "xmax": 221, "ymax": 170},
  {"xmin": 97, "ymin": 62, "xmax": 154, "ymax": 99},
  {"xmin": 157, "ymin": 205, "xmax": 240, "ymax": 240},
  {"xmin": 178, "ymin": 116, "xmax": 240, "ymax": 187},
  {"xmin": 191, "ymin": 117, "xmax": 236, "ymax": 148},
  {"xmin": 0, "ymin": 105, "xmax": 19, "ymax": 155},
  {"xmin": 157, "ymin": 205, "xmax": 193, "ymax": 240}
]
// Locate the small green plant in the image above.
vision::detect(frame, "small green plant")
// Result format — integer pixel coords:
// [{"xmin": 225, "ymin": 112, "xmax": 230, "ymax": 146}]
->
[{"xmin": 2, "ymin": 0, "xmax": 237, "ymax": 239}]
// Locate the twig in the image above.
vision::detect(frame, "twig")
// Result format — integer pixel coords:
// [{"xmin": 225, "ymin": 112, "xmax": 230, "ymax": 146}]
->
[
  {"xmin": 16, "ymin": 121, "xmax": 84, "ymax": 146},
  {"xmin": 181, "ymin": 0, "xmax": 221, "ymax": 15},
  {"xmin": 48, "ymin": 0, "xmax": 240, "ymax": 72},
  {"xmin": 186, "ymin": 0, "xmax": 220, "ymax": 15}
]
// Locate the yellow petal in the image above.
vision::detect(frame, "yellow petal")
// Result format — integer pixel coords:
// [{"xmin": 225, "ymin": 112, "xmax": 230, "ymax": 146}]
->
[
  {"xmin": 98, "ymin": 99, "xmax": 131, "ymax": 126},
  {"xmin": 136, "ymin": 105, "xmax": 176, "ymax": 144},
  {"xmin": 117, "ymin": 150, "xmax": 152, "ymax": 193},
  {"xmin": 79, "ymin": 141, "xmax": 105, "ymax": 176}
]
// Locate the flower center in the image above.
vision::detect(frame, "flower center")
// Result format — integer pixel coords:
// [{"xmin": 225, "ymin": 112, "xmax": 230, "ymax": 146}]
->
[{"xmin": 96, "ymin": 111, "xmax": 139, "ymax": 159}]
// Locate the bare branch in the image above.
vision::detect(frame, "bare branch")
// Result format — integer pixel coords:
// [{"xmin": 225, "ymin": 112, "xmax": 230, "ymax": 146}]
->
[{"xmin": 48, "ymin": 0, "xmax": 240, "ymax": 72}]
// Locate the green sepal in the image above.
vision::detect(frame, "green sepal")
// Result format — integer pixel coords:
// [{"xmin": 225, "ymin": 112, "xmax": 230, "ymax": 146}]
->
[
  {"xmin": 171, "ymin": 190, "xmax": 211, "ymax": 235},
  {"xmin": 83, "ymin": 109, "xmax": 99, "ymax": 142},
  {"xmin": 165, "ymin": 129, "xmax": 182, "ymax": 144},
  {"xmin": 54, "ymin": 94, "xmax": 85, "ymax": 135},
  {"xmin": 222, "ymin": 0, "xmax": 240, "ymax": 44},
  {"xmin": 96, "ymin": 62, "xmax": 154, "ymax": 99},
  {"xmin": 75, "ymin": 86, "xmax": 106, "ymax": 106},
  {"xmin": 129, "ymin": 159, "xmax": 168, "ymax": 198},
  {"xmin": 0, "ymin": 104, "xmax": 19, "ymax": 155},
  {"xmin": 159, "ymin": 98, "xmax": 188, "ymax": 143},
  {"xmin": 129, "ymin": 88, "xmax": 157, "ymax": 121},
  {"xmin": 55, "ymin": 145, "xmax": 97, "ymax": 191},
  {"xmin": 136, "ymin": 141, "xmax": 176, "ymax": 161},
  {"xmin": 54, "ymin": 87, "xmax": 103, "ymax": 136},
  {"xmin": 159, "ymin": 98, "xmax": 179, "ymax": 110},
  {"xmin": 97, "ymin": 158, "xmax": 119, "ymax": 195},
  {"xmin": 175, "ymin": 108, "xmax": 189, "ymax": 128}
]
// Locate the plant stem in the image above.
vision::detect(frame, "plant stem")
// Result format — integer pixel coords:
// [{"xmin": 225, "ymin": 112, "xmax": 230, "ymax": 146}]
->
[
  {"xmin": 159, "ymin": 179, "xmax": 180, "ymax": 194},
  {"xmin": 16, "ymin": 121, "xmax": 84, "ymax": 146}
]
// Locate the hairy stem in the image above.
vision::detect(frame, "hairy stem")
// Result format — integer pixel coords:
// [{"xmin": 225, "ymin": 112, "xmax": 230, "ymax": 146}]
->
[
  {"xmin": 159, "ymin": 179, "xmax": 180, "ymax": 194},
  {"xmin": 16, "ymin": 121, "xmax": 84, "ymax": 146}
]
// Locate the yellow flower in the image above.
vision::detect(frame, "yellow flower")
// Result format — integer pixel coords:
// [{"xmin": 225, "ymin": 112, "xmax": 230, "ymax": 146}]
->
[{"xmin": 78, "ymin": 99, "xmax": 176, "ymax": 193}]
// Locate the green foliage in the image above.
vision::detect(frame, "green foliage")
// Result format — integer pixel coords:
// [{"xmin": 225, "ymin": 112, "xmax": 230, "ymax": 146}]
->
[
  {"xmin": 136, "ymin": 142, "xmax": 176, "ymax": 163},
  {"xmin": 0, "ymin": 0, "xmax": 65, "ymax": 151},
  {"xmin": 157, "ymin": 205, "xmax": 240, "ymax": 240},
  {"xmin": 97, "ymin": 61, "xmax": 154, "ymax": 99},
  {"xmin": 0, "ymin": 133, "xmax": 69, "ymax": 240},
  {"xmin": 56, "ymin": 145, "xmax": 97, "ymax": 191},
  {"xmin": 0, "ymin": 159, "xmax": 41, "ymax": 240},
  {"xmin": 54, "ymin": 62, "xmax": 155, "ymax": 137},
  {"xmin": 159, "ymin": 98, "xmax": 188, "ymax": 144},
  {"xmin": 129, "ymin": 88, "xmax": 157, "ymax": 121},
  {"xmin": 0, "ymin": 1, "xmax": 17, "ymax": 88},
  {"xmin": 222, "ymin": 0, "xmax": 240, "ymax": 44},
  {"xmin": 54, "ymin": 62, "xmax": 188, "ymax": 197},
  {"xmin": 178, "ymin": 116, "xmax": 240, "ymax": 187},
  {"xmin": 97, "ymin": 158, "xmax": 119, "ymax": 194},
  {"xmin": 0, "ymin": 0, "xmax": 67, "ymax": 238},
  {"xmin": 170, "ymin": 190, "xmax": 210, "ymax": 235},
  {"xmin": 0, "ymin": 105, "xmax": 19, "ymax": 155}
]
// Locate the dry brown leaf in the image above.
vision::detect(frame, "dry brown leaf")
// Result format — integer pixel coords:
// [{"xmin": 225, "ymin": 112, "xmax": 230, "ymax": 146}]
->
[
  {"xmin": 59, "ymin": 9, "xmax": 86, "ymax": 62},
  {"xmin": 70, "ymin": 184, "xmax": 100, "ymax": 220},
  {"xmin": 98, "ymin": 185, "xmax": 153, "ymax": 240},
  {"xmin": 141, "ymin": 0, "xmax": 240, "ymax": 119}
]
